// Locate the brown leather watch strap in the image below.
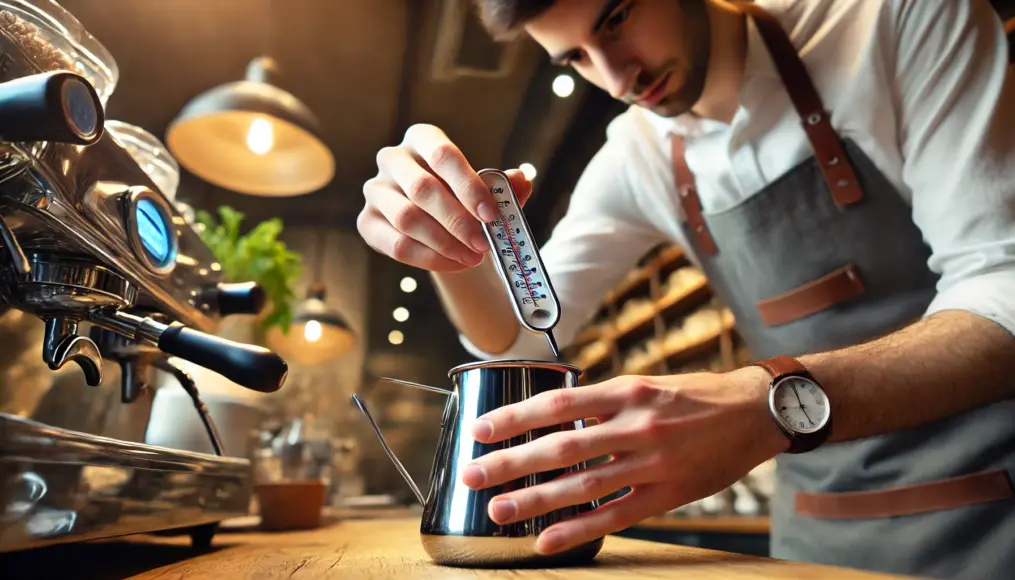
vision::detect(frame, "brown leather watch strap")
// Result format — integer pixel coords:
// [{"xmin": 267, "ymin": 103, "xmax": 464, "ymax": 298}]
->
[
  {"xmin": 671, "ymin": 136, "xmax": 718, "ymax": 256},
  {"xmin": 754, "ymin": 355, "xmax": 808, "ymax": 379},
  {"xmin": 737, "ymin": 2, "xmax": 863, "ymax": 207}
]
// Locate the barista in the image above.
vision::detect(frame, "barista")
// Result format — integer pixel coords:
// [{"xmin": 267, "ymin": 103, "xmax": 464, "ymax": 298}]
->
[{"xmin": 355, "ymin": 0, "xmax": 1015, "ymax": 578}]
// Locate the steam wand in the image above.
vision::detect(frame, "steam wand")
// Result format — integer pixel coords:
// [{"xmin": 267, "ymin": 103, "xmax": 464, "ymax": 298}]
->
[{"xmin": 154, "ymin": 358, "xmax": 224, "ymax": 456}]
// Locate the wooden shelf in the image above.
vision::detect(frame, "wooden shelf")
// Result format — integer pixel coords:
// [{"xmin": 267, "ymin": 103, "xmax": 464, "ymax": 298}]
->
[
  {"xmin": 626, "ymin": 310, "xmax": 736, "ymax": 376},
  {"xmin": 634, "ymin": 515, "xmax": 771, "ymax": 535},
  {"xmin": 603, "ymin": 245, "xmax": 686, "ymax": 306}
]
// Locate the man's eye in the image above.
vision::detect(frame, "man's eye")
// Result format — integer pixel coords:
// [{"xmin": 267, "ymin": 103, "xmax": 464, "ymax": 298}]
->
[{"xmin": 606, "ymin": 4, "xmax": 633, "ymax": 31}]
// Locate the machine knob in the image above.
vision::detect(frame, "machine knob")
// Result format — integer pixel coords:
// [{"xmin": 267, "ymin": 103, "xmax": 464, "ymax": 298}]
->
[
  {"xmin": 214, "ymin": 282, "xmax": 267, "ymax": 316},
  {"xmin": 0, "ymin": 71, "xmax": 103, "ymax": 145},
  {"xmin": 157, "ymin": 323, "xmax": 288, "ymax": 393}
]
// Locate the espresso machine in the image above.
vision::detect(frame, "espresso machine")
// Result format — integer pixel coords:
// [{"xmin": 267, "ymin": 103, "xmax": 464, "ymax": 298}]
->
[{"xmin": 0, "ymin": 2, "xmax": 289, "ymax": 553}]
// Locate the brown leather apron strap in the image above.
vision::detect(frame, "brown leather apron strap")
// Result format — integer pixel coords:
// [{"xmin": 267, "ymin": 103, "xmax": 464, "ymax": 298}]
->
[
  {"xmin": 672, "ymin": 4, "xmax": 865, "ymax": 259},
  {"xmin": 737, "ymin": 2, "xmax": 863, "ymax": 207},
  {"xmin": 796, "ymin": 469, "xmax": 1015, "ymax": 519},
  {"xmin": 1006, "ymin": 17, "xmax": 1015, "ymax": 64},
  {"xmin": 672, "ymin": 136, "xmax": 718, "ymax": 256}
]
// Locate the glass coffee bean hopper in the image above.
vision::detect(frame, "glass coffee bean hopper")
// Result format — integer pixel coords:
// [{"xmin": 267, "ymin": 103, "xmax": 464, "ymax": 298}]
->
[
  {"xmin": 106, "ymin": 121, "xmax": 181, "ymax": 199},
  {"xmin": 0, "ymin": 0, "xmax": 118, "ymax": 107},
  {"xmin": 106, "ymin": 120, "xmax": 198, "ymax": 226}
]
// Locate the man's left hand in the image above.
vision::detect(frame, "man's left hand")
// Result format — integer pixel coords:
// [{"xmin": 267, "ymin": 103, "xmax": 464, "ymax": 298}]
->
[{"xmin": 460, "ymin": 367, "xmax": 786, "ymax": 555}]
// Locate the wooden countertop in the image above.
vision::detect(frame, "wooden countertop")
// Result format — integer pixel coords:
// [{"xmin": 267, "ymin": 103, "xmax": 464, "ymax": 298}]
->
[
  {"xmin": 634, "ymin": 515, "xmax": 771, "ymax": 534},
  {"xmin": 2, "ymin": 517, "xmax": 913, "ymax": 579}
]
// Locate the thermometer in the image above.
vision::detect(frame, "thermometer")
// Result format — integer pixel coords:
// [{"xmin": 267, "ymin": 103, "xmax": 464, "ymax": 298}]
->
[{"xmin": 477, "ymin": 169, "xmax": 562, "ymax": 358}]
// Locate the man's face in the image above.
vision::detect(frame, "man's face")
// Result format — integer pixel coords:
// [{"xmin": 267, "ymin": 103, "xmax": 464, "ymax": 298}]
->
[{"xmin": 524, "ymin": 0, "xmax": 711, "ymax": 118}]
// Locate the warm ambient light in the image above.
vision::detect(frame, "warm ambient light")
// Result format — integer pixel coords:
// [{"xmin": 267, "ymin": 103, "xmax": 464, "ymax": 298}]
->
[
  {"xmin": 388, "ymin": 330, "xmax": 404, "ymax": 345},
  {"xmin": 393, "ymin": 307, "xmax": 409, "ymax": 322},
  {"xmin": 303, "ymin": 319, "xmax": 322, "ymax": 342},
  {"xmin": 400, "ymin": 277, "xmax": 417, "ymax": 293},
  {"xmin": 246, "ymin": 117, "xmax": 273, "ymax": 154},
  {"xmin": 553, "ymin": 74, "xmax": 575, "ymax": 98},
  {"xmin": 519, "ymin": 163, "xmax": 537, "ymax": 180}
]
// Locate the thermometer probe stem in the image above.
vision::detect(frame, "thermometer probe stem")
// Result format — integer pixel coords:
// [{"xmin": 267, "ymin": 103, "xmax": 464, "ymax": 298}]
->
[{"xmin": 545, "ymin": 330, "xmax": 560, "ymax": 359}]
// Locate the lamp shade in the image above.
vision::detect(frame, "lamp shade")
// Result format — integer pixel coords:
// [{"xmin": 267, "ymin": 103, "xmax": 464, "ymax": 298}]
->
[
  {"xmin": 165, "ymin": 57, "xmax": 335, "ymax": 197},
  {"xmin": 265, "ymin": 283, "xmax": 355, "ymax": 366}
]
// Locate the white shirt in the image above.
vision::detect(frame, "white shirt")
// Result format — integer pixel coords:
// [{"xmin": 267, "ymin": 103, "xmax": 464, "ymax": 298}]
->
[{"xmin": 462, "ymin": 0, "xmax": 1015, "ymax": 361}]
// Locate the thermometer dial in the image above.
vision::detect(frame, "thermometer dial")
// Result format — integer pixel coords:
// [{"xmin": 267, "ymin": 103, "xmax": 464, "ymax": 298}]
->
[{"xmin": 478, "ymin": 169, "xmax": 561, "ymax": 351}]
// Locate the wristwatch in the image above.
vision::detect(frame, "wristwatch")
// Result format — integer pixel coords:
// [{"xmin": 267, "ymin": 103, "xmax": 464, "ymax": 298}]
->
[{"xmin": 754, "ymin": 356, "xmax": 832, "ymax": 454}]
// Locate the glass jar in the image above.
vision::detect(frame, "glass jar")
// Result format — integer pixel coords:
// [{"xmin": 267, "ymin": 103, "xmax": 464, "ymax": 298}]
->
[
  {"xmin": 105, "ymin": 120, "xmax": 180, "ymax": 200},
  {"xmin": 0, "ymin": 0, "xmax": 118, "ymax": 107}
]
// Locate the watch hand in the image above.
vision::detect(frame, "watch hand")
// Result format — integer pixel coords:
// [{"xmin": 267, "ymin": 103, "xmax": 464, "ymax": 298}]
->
[{"xmin": 791, "ymin": 387, "xmax": 815, "ymax": 425}]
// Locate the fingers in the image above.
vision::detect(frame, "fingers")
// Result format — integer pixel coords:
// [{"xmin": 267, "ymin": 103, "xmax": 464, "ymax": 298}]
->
[
  {"xmin": 486, "ymin": 453, "xmax": 659, "ymax": 526},
  {"xmin": 402, "ymin": 124, "xmax": 499, "ymax": 224},
  {"xmin": 378, "ymin": 144, "xmax": 489, "ymax": 259},
  {"xmin": 504, "ymin": 169, "xmax": 534, "ymax": 206},
  {"xmin": 464, "ymin": 424, "xmax": 635, "ymax": 490},
  {"xmin": 357, "ymin": 206, "xmax": 472, "ymax": 272},
  {"xmin": 472, "ymin": 379, "xmax": 627, "ymax": 443},
  {"xmin": 363, "ymin": 176, "xmax": 482, "ymax": 267},
  {"xmin": 535, "ymin": 484, "xmax": 677, "ymax": 555}
]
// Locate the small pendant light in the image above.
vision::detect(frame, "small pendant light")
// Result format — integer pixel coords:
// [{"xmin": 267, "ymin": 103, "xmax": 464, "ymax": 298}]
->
[
  {"xmin": 165, "ymin": 55, "xmax": 334, "ymax": 197},
  {"xmin": 265, "ymin": 228, "xmax": 354, "ymax": 366}
]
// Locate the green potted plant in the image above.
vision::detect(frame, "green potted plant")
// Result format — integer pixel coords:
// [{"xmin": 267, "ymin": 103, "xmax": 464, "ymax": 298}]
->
[{"xmin": 195, "ymin": 205, "xmax": 303, "ymax": 343}]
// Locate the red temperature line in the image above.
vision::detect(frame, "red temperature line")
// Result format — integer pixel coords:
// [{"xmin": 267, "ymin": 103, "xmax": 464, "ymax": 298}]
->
[{"xmin": 496, "ymin": 210, "xmax": 538, "ymax": 304}]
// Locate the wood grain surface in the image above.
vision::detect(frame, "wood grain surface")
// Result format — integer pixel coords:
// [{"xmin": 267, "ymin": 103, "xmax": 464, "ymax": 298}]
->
[
  {"xmin": 1, "ymin": 517, "xmax": 916, "ymax": 579},
  {"xmin": 634, "ymin": 515, "xmax": 771, "ymax": 534}
]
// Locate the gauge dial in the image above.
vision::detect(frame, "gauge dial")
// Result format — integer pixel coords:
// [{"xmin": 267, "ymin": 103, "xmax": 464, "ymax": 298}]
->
[
  {"xmin": 123, "ymin": 187, "xmax": 177, "ymax": 276},
  {"xmin": 136, "ymin": 198, "xmax": 170, "ymax": 262},
  {"xmin": 478, "ymin": 169, "xmax": 560, "ymax": 333},
  {"xmin": 772, "ymin": 376, "xmax": 830, "ymax": 434}
]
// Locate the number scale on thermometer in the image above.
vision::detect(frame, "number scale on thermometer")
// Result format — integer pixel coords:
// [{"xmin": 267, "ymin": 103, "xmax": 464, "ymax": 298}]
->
[{"xmin": 478, "ymin": 169, "xmax": 562, "ymax": 358}]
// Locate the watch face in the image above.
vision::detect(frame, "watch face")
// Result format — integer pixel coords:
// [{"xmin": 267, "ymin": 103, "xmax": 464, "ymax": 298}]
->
[{"xmin": 771, "ymin": 376, "xmax": 830, "ymax": 434}]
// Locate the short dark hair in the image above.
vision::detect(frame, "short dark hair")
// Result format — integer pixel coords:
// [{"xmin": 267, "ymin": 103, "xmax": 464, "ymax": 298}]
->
[{"xmin": 472, "ymin": 0, "xmax": 557, "ymax": 40}]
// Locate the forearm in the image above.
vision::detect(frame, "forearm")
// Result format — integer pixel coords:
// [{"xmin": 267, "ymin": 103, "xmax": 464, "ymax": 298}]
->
[
  {"xmin": 430, "ymin": 255, "xmax": 520, "ymax": 355},
  {"xmin": 796, "ymin": 310, "xmax": 1015, "ymax": 442}
]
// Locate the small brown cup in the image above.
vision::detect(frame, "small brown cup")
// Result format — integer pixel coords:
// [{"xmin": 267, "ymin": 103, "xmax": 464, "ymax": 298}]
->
[{"xmin": 255, "ymin": 479, "xmax": 326, "ymax": 531}]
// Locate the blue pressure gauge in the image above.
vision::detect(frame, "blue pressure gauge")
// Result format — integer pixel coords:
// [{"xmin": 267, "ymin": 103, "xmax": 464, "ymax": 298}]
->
[
  {"xmin": 123, "ymin": 187, "xmax": 177, "ymax": 275},
  {"xmin": 136, "ymin": 197, "xmax": 170, "ymax": 262}
]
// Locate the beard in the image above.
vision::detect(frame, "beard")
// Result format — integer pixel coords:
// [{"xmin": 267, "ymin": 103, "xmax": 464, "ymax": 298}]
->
[{"xmin": 622, "ymin": 0, "xmax": 712, "ymax": 118}]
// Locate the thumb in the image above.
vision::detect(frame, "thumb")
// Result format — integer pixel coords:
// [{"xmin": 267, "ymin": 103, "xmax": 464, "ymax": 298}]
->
[{"xmin": 504, "ymin": 169, "xmax": 534, "ymax": 206}]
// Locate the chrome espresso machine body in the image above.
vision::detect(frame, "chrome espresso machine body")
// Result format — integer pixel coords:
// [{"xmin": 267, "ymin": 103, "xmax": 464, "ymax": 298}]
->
[{"xmin": 0, "ymin": 3, "xmax": 289, "ymax": 552}]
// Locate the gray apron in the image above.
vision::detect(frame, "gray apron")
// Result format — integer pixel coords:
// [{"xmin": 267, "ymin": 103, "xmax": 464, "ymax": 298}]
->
[{"xmin": 671, "ymin": 4, "xmax": 1015, "ymax": 579}]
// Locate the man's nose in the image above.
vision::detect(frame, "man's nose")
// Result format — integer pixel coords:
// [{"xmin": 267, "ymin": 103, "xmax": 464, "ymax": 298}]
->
[{"xmin": 592, "ymin": 50, "xmax": 637, "ymax": 100}]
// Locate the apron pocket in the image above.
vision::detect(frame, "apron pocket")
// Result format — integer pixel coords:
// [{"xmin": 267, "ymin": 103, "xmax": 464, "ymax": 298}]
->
[
  {"xmin": 755, "ymin": 263, "xmax": 865, "ymax": 326},
  {"xmin": 795, "ymin": 469, "xmax": 1015, "ymax": 519}
]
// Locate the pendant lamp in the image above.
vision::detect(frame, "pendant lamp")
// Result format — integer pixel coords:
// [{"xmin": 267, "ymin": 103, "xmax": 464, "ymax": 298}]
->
[
  {"xmin": 265, "ymin": 229, "xmax": 355, "ymax": 366},
  {"xmin": 165, "ymin": 56, "xmax": 335, "ymax": 197}
]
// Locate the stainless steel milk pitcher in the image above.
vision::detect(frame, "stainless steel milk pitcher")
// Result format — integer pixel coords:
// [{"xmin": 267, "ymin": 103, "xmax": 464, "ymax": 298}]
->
[{"xmin": 350, "ymin": 359, "xmax": 604, "ymax": 567}]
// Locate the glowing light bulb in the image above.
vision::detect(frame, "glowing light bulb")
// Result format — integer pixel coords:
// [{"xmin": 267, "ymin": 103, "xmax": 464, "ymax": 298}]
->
[
  {"xmin": 247, "ymin": 117, "xmax": 274, "ymax": 154},
  {"xmin": 304, "ymin": 320, "xmax": 322, "ymax": 343},
  {"xmin": 393, "ymin": 307, "xmax": 409, "ymax": 322},
  {"xmin": 552, "ymin": 74, "xmax": 575, "ymax": 98},
  {"xmin": 400, "ymin": 277, "xmax": 417, "ymax": 293},
  {"xmin": 388, "ymin": 330, "xmax": 404, "ymax": 345},
  {"xmin": 519, "ymin": 163, "xmax": 537, "ymax": 180}
]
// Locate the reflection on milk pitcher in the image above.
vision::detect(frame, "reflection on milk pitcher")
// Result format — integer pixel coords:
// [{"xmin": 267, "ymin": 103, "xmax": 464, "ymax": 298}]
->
[{"xmin": 351, "ymin": 359, "xmax": 604, "ymax": 568}]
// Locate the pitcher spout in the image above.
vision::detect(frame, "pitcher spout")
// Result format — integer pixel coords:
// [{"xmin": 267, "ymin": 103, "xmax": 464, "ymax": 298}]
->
[{"xmin": 349, "ymin": 393, "xmax": 426, "ymax": 505}]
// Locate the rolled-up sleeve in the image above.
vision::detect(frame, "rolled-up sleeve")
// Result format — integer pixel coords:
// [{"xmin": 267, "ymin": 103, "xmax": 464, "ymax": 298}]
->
[
  {"xmin": 459, "ymin": 114, "xmax": 669, "ymax": 360},
  {"xmin": 892, "ymin": 0, "xmax": 1015, "ymax": 336}
]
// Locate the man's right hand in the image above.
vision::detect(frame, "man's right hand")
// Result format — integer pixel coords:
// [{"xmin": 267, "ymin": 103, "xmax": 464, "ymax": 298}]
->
[{"xmin": 358, "ymin": 123, "xmax": 533, "ymax": 272}]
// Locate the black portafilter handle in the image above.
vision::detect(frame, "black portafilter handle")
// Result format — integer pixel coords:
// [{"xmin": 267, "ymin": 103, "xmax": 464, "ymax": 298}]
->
[
  {"xmin": 0, "ymin": 71, "xmax": 104, "ymax": 145},
  {"xmin": 158, "ymin": 323, "xmax": 288, "ymax": 393},
  {"xmin": 88, "ymin": 308, "xmax": 289, "ymax": 394},
  {"xmin": 212, "ymin": 282, "xmax": 267, "ymax": 316}
]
